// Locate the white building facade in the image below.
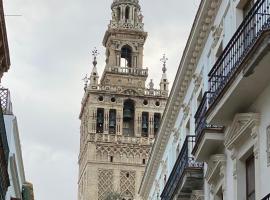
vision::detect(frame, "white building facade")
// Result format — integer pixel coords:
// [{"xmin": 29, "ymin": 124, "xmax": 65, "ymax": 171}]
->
[
  {"xmin": 139, "ymin": 0, "xmax": 270, "ymax": 199},
  {"xmin": 1, "ymin": 88, "xmax": 27, "ymax": 200}
]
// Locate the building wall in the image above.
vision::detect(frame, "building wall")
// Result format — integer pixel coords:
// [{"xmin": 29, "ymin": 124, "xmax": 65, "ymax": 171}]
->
[
  {"xmin": 144, "ymin": 0, "xmax": 267, "ymax": 199},
  {"xmin": 5, "ymin": 115, "xmax": 26, "ymax": 200},
  {"xmin": 250, "ymin": 83, "xmax": 270, "ymax": 198}
]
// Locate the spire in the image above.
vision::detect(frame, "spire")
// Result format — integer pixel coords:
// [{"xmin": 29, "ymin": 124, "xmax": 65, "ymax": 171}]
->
[
  {"xmin": 160, "ymin": 54, "xmax": 169, "ymax": 93},
  {"xmin": 92, "ymin": 47, "xmax": 98, "ymax": 68},
  {"xmin": 89, "ymin": 48, "xmax": 99, "ymax": 90},
  {"xmin": 160, "ymin": 54, "xmax": 168, "ymax": 74}
]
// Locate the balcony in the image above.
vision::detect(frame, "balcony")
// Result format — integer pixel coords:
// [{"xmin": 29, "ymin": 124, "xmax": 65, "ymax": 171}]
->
[
  {"xmin": 161, "ymin": 136, "xmax": 203, "ymax": 200},
  {"xmin": 0, "ymin": 95, "xmax": 9, "ymax": 200},
  {"xmin": 193, "ymin": 93, "xmax": 224, "ymax": 161},
  {"xmin": 106, "ymin": 66, "xmax": 148, "ymax": 77},
  {"xmin": 262, "ymin": 193, "xmax": 270, "ymax": 200},
  {"xmin": 194, "ymin": 0, "xmax": 270, "ymax": 159}
]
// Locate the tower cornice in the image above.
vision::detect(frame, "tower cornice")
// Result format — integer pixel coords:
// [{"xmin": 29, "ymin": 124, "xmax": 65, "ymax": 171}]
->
[
  {"xmin": 102, "ymin": 28, "xmax": 147, "ymax": 49},
  {"xmin": 111, "ymin": 0, "xmax": 141, "ymax": 9}
]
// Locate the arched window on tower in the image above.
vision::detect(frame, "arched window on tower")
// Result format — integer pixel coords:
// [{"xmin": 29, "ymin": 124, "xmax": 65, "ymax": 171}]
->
[
  {"xmin": 125, "ymin": 6, "xmax": 130, "ymax": 21},
  {"xmin": 109, "ymin": 109, "xmax": 116, "ymax": 134},
  {"xmin": 120, "ymin": 45, "xmax": 132, "ymax": 68},
  {"xmin": 123, "ymin": 99, "xmax": 135, "ymax": 136},
  {"xmin": 117, "ymin": 7, "xmax": 121, "ymax": 21}
]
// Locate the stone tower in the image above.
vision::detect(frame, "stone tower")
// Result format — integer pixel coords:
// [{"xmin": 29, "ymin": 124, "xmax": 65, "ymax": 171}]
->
[{"xmin": 78, "ymin": 0, "xmax": 169, "ymax": 199}]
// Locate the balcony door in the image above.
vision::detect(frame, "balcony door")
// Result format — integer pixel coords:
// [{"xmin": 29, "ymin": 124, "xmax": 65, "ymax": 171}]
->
[{"xmin": 246, "ymin": 155, "xmax": 255, "ymax": 200}]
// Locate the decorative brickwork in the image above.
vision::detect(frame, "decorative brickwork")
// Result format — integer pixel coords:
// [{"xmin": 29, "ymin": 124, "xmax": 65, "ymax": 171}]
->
[{"xmin": 98, "ymin": 169, "xmax": 114, "ymax": 200}]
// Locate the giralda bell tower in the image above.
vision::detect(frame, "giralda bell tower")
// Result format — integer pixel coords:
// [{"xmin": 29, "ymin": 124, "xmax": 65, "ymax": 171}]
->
[{"xmin": 78, "ymin": 0, "xmax": 169, "ymax": 199}]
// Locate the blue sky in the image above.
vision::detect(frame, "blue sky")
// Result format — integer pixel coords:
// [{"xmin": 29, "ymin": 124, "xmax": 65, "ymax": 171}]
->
[{"xmin": 3, "ymin": 0, "xmax": 199, "ymax": 199}]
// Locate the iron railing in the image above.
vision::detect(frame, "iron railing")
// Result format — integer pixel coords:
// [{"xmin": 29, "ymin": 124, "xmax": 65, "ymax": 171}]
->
[
  {"xmin": 160, "ymin": 136, "xmax": 203, "ymax": 200},
  {"xmin": 0, "ymin": 88, "xmax": 12, "ymax": 115},
  {"xmin": 262, "ymin": 193, "xmax": 270, "ymax": 200},
  {"xmin": 208, "ymin": 0, "xmax": 270, "ymax": 105},
  {"xmin": 195, "ymin": 92, "xmax": 209, "ymax": 140},
  {"xmin": 195, "ymin": 0, "xmax": 270, "ymax": 137},
  {"xmin": 0, "ymin": 98, "xmax": 9, "ymax": 200}
]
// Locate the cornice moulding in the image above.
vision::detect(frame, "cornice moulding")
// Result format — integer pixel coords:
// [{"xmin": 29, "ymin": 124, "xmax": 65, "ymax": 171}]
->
[{"xmin": 139, "ymin": 0, "xmax": 222, "ymax": 198}]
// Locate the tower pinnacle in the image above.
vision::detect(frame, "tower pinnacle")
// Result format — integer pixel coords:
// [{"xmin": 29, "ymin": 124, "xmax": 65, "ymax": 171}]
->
[
  {"xmin": 92, "ymin": 47, "xmax": 99, "ymax": 67},
  {"xmin": 160, "ymin": 54, "xmax": 169, "ymax": 92},
  {"xmin": 89, "ymin": 47, "xmax": 99, "ymax": 89},
  {"xmin": 160, "ymin": 54, "xmax": 168, "ymax": 74}
]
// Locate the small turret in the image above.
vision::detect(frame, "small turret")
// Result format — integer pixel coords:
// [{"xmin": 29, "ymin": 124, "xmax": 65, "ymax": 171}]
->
[
  {"xmin": 160, "ymin": 54, "xmax": 169, "ymax": 92},
  {"xmin": 89, "ymin": 48, "xmax": 99, "ymax": 89}
]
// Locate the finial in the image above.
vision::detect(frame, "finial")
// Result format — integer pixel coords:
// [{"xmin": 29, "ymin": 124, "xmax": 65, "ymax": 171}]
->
[
  {"xmin": 160, "ymin": 54, "xmax": 168, "ymax": 74},
  {"xmin": 82, "ymin": 74, "xmax": 89, "ymax": 91},
  {"xmin": 149, "ymin": 79, "xmax": 154, "ymax": 90},
  {"xmin": 92, "ymin": 47, "xmax": 99, "ymax": 67}
]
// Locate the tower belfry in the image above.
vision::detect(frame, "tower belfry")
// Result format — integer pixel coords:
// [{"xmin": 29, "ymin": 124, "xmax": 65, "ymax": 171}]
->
[{"xmin": 78, "ymin": 1, "xmax": 168, "ymax": 200}]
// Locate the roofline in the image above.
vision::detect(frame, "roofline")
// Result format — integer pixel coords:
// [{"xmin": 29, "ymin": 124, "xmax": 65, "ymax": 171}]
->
[{"xmin": 139, "ymin": 0, "xmax": 222, "ymax": 198}]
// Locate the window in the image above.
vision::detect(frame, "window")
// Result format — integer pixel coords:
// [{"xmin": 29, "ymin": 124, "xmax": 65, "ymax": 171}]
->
[
  {"xmin": 246, "ymin": 155, "xmax": 255, "ymax": 200},
  {"xmin": 120, "ymin": 45, "xmax": 132, "ymax": 67},
  {"xmin": 117, "ymin": 7, "xmax": 121, "ymax": 21},
  {"xmin": 96, "ymin": 108, "xmax": 104, "ymax": 133},
  {"xmin": 110, "ymin": 156, "xmax": 113, "ymax": 163},
  {"xmin": 176, "ymin": 144, "xmax": 180, "ymax": 158},
  {"xmin": 197, "ymin": 90, "xmax": 203, "ymax": 108},
  {"xmin": 123, "ymin": 99, "xmax": 135, "ymax": 136},
  {"xmin": 109, "ymin": 109, "xmax": 116, "ymax": 134},
  {"xmin": 125, "ymin": 6, "xmax": 130, "ymax": 20},
  {"xmin": 216, "ymin": 187, "xmax": 224, "ymax": 200},
  {"xmin": 243, "ymin": 0, "xmax": 254, "ymax": 17},
  {"xmin": 185, "ymin": 119, "xmax": 190, "ymax": 136},
  {"xmin": 142, "ymin": 159, "xmax": 146, "ymax": 165},
  {"xmin": 216, "ymin": 42, "xmax": 223, "ymax": 60},
  {"xmin": 154, "ymin": 113, "xmax": 161, "ymax": 136},
  {"xmin": 141, "ymin": 112, "xmax": 149, "ymax": 137}
]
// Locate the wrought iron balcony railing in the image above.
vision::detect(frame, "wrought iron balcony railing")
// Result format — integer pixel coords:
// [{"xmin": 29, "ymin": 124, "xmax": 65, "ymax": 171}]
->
[
  {"xmin": 0, "ymin": 97, "xmax": 9, "ymax": 199},
  {"xmin": 0, "ymin": 88, "xmax": 12, "ymax": 115},
  {"xmin": 160, "ymin": 136, "xmax": 203, "ymax": 200},
  {"xmin": 208, "ymin": 0, "xmax": 270, "ymax": 105},
  {"xmin": 195, "ymin": 0, "xmax": 270, "ymax": 137},
  {"xmin": 262, "ymin": 193, "xmax": 270, "ymax": 200}
]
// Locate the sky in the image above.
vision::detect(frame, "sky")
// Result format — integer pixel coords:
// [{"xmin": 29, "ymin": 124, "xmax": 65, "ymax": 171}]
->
[{"xmin": 2, "ymin": 0, "xmax": 199, "ymax": 199}]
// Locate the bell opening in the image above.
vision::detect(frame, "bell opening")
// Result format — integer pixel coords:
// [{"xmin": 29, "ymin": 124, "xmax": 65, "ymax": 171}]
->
[
  {"xmin": 123, "ymin": 99, "xmax": 135, "ymax": 137},
  {"xmin": 142, "ymin": 112, "xmax": 149, "ymax": 137},
  {"xmin": 109, "ymin": 109, "xmax": 116, "ymax": 134}
]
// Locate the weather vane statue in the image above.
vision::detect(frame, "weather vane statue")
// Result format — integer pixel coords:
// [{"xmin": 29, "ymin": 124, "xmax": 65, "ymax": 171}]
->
[
  {"xmin": 92, "ymin": 47, "xmax": 99, "ymax": 67},
  {"xmin": 160, "ymin": 54, "xmax": 168, "ymax": 73}
]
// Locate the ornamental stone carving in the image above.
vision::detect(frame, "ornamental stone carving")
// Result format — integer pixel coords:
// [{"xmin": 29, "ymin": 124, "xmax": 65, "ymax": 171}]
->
[
  {"xmin": 211, "ymin": 23, "xmax": 223, "ymax": 49},
  {"xmin": 225, "ymin": 113, "xmax": 260, "ymax": 151},
  {"xmin": 98, "ymin": 169, "xmax": 114, "ymax": 200}
]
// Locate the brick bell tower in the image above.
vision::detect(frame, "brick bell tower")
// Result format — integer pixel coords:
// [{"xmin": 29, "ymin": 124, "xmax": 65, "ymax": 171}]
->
[{"xmin": 78, "ymin": 0, "xmax": 169, "ymax": 199}]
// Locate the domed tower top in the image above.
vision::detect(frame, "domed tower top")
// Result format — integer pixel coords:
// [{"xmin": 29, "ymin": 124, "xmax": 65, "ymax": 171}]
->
[{"xmin": 109, "ymin": 0, "xmax": 144, "ymax": 31}]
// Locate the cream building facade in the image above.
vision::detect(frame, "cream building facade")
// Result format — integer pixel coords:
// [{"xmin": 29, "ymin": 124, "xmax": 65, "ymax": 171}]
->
[
  {"xmin": 78, "ymin": 1, "xmax": 168, "ymax": 200},
  {"xmin": 140, "ymin": 0, "xmax": 270, "ymax": 200}
]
